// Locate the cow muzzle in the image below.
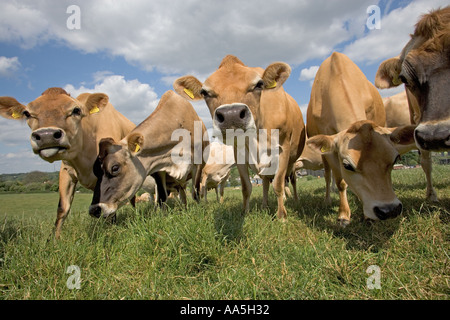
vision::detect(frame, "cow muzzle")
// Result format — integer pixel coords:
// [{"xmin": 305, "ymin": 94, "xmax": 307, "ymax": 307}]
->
[
  {"xmin": 213, "ymin": 104, "xmax": 253, "ymax": 134},
  {"xmin": 414, "ymin": 123, "xmax": 450, "ymax": 151},
  {"xmin": 31, "ymin": 127, "xmax": 69, "ymax": 160},
  {"xmin": 89, "ymin": 203, "xmax": 118, "ymax": 219},
  {"xmin": 373, "ymin": 202, "xmax": 403, "ymax": 220}
]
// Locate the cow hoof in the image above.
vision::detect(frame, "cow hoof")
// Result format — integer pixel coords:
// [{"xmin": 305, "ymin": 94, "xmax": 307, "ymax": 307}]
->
[
  {"xmin": 427, "ymin": 193, "xmax": 439, "ymax": 203},
  {"xmin": 337, "ymin": 218, "xmax": 350, "ymax": 227}
]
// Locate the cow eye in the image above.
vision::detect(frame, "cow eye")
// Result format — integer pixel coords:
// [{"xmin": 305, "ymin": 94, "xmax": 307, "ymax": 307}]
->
[
  {"xmin": 23, "ymin": 111, "xmax": 31, "ymax": 118},
  {"xmin": 343, "ymin": 160, "xmax": 355, "ymax": 172},
  {"xmin": 254, "ymin": 80, "xmax": 264, "ymax": 91},
  {"xmin": 71, "ymin": 107, "xmax": 82, "ymax": 116},
  {"xmin": 399, "ymin": 74, "xmax": 408, "ymax": 85},
  {"xmin": 111, "ymin": 164, "xmax": 120, "ymax": 174}
]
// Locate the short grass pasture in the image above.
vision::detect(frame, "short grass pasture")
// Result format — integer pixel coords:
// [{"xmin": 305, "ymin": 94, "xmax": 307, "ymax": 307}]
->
[{"xmin": 0, "ymin": 166, "xmax": 449, "ymax": 300}]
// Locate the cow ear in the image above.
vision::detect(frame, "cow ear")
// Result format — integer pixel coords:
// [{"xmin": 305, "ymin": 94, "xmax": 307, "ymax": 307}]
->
[
  {"xmin": 85, "ymin": 93, "xmax": 109, "ymax": 115},
  {"xmin": 127, "ymin": 133, "xmax": 144, "ymax": 155},
  {"xmin": 98, "ymin": 137, "xmax": 116, "ymax": 161},
  {"xmin": 262, "ymin": 62, "xmax": 291, "ymax": 90},
  {"xmin": 307, "ymin": 134, "xmax": 336, "ymax": 155},
  {"xmin": 375, "ymin": 57, "xmax": 403, "ymax": 89},
  {"xmin": 0, "ymin": 97, "xmax": 27, "ymax": 120},
  {"xmin": 389, "ymin": 125, "xmax": 416, "ymax": 146},
  {"xmin": 173, "ymin": 76, "xmax": 204, "ymax": 101}
]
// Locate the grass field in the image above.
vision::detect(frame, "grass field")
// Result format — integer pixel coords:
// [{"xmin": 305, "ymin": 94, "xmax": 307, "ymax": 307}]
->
[{"xmin": 0, "ymin": 166, "xmax": 449, "ymax": 300}]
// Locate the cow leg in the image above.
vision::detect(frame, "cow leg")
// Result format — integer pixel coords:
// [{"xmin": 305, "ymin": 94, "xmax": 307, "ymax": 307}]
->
[
  {"xmin": 284, "ymin": 177, "xmax": 292, "ymax": 199},
  {"xmin": 237, "ymin": 164, "xmax": 252, "ymax": 213},
  {"xmin": 54, "ymin": 164, "xmax": 78, "ymax": 239},
  {"xmin": 290, "ymin": 170, "xmax": 298, "ymax": 202},
  {"xmin": 192, "ymin": 165, "xmax": 202, "ymax": 202},
  {"xmin": 219, "ymin": 182, "xmax": 225, "ymax": 204},
  {"xmin": 272, "ymin": 151, "xmax": 290, "ymax": 221},
  {"xmin": 420, "ymin": 150, "xmax": 438, "ymax": 202},
  {"xmin": 152, "ymin": 172, "xmax": 168, "ymax": 208},
  {"xmin": 215, "ymin": 186, "xmax": 219, "ymax": 202},
  {"xmin": 262, "ymin": 177, "xmax": 270, "ymax": 209},
  {"xmin": 322, "ymin": 155, "xmax": 332, "ymax": 205},
  {"xmin": 179, "ymin": 187, "xmax": 187, "ymax": 206},
  {"xmin": 333, "ymin": 171, "xmax": 351, "ymax": 227}
]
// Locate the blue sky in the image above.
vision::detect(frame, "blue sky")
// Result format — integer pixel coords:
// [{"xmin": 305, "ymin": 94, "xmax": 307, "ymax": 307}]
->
[{"xmin": 0, "ymin": 0, "xmax": 447, "ymax": 173}]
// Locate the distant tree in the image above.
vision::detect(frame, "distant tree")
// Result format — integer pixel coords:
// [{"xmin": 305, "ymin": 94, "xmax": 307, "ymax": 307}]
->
[{"xmin": 23, "ymin": 171, "xmax": 49, "ymax": 184}]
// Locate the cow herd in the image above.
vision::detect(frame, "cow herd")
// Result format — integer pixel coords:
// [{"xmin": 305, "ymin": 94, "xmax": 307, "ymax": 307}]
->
[{"xmin": 0, "ymin": 7, "xmax": 448, "ymax": 239}]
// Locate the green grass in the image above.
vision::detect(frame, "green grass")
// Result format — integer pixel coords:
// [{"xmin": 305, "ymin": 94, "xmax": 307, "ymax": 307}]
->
[{"xmin": 0, "ymin": 166, "xmax": 449, "ymax": 300}]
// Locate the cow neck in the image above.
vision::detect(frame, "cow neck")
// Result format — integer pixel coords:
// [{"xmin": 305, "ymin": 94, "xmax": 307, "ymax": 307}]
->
[{"xmin": 132, "ymin": 98, "xmax": 186, "ymax": 177}]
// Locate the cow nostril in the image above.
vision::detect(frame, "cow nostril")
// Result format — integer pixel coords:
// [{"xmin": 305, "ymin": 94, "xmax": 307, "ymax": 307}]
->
[
  {"xmin": 216, "ymin": 112, "xmax": 225, "ymax": 123},
  {"xmin": 240, "ymin": 109, "xmax": 246, "ymax": 119},
  {"xmin": 32, "ymin": 133, "xmax": 41, "ymax": 141},
  {"xmin": 53, "ymin": 130, "xmax": 62, "ymax": 140},
  {"xmin": 89, "ymin": 205, "xmax": 102, "ymax": 218}
]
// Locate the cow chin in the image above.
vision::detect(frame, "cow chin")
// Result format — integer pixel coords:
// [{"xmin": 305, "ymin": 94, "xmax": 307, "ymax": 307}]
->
[
  {"xmin": 35, "ymin": 146, "xmax": 69, "ymax": 162},
  {"xmin": 414, "ymin": 121, "xmax": 450, "ymax": 151}
]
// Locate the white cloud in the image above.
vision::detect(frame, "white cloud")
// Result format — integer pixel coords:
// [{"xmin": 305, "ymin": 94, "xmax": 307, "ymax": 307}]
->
[
  {"xmin": 0, "ymin": 56, "xmax": 21, "ymax": 78},
  {"xmin": 299, "ymin": 66, "xmax": 319, "ymax": 85},
  {"xmin": 0, "ymin": 0, "xmax": 382, "ymax": 75},
  {"xmin": 64, "ymin": 73, "xmax": 159, "ymax": 125}
]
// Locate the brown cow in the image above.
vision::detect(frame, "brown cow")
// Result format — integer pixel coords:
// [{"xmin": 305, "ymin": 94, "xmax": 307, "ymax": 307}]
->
[
  {"xmin": 89, "ymin": 90, "xmax": 208, "ymax": 218},
  {"xmin": 200, "ymin": 141, "xmax": 235, "ymax": 203},
  {"xmin": 383, "ymin": 91, "xmax": 437, "ymax": 201},
  {"xmin": 0, "ymin": 88, "xmax": 136, "ymax": 238},
  {"xmin": 174, "ymin": 55, "xmax": 305, "ymax": 220},
  {"xmin": 307, "ymin": 52, "xmax": 386, "ymax": 212},
  {"xmin": 308, "ymin": 120, "xmax": 415, "ymax": 224},
  {"xmin": 383, "ymin": 91, "xmax": 411, "ymax": 127},
  {"xmin": 375, "ymin": 6, "xmax": 450, "ymax": 151}
]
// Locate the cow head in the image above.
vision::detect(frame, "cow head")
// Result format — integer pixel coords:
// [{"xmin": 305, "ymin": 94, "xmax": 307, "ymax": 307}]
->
[
  {"xmin": 375, "ymin": 7, "xmax": 450, "ymax": 151},
  {"xmin": 89, "ymin": 134, "xmax": 146, "ymax": 218},
  {"xmin": 308, "ymin": 120, "xmax": 416, "ymax": 222},
  {"xmin": 173, "ymin": 55, "xmax": 291, "ymax": 138},
  {"xmin": 0, "ymin": 88, "xmax": 109, "ymax": 163}
]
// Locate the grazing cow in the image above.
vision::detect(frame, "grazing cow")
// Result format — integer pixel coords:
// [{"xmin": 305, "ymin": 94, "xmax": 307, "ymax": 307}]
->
[
  {"xmin": 383, "ymin": 91, "xmax": 411, "ymax": 127},
  {"xmin": 174, "ymin": 55, "xmax": 305, "ymax": 220},
  {"xmin": 308, "ymin": 120, "xmax": 415, "ymax": 224},
  {"xmin": 294, "ymin": 136, "xmax": 324, "ymax": 172},
  {"xmin": 307, "ymin": 52, "xmax": 386, "ymax": 214},
  {"xmin": 375, "ymin": 6, "xmax": 450, "ymax": 151},
  {"xmin": 383, "ymin": 91, "xmax": 437, "ymax": 201},
  {"xmin": 200, "ymin": 141, "xmax": 235, "ymax": 203},
  {"xmin": 89, "ymin": 90, "xmax": 208, "ymax": 218},
  {"xmin": 0, "ymin": 88, "xmax": 138, "ymax": 238}
]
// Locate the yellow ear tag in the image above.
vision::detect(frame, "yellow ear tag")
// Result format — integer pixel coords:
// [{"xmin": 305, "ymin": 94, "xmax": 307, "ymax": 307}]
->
[
  {"xmin": 12, "ymin": 111, "xmax": 22, "ymax": 119},
  {"xmin": 320, "ymin": 146, "xmax": 330, "ymax": 153},
  {"xmin": 134, "ymin": 144, "xmax": 141, "ymax": 153},
  {"xmin": 266, "ymin": 81, "xmax": 277, "ymax": 89},
  {"xmin": 90, "ymin": 104, "xmax": 100, "ymax": 114},
  {"xmin": 392, "ymin": 74, "xmax": 402, "ymax": 86},
  {"xmin": 184, "ymin": 88, "xmax": 195, "ymax": 99}
]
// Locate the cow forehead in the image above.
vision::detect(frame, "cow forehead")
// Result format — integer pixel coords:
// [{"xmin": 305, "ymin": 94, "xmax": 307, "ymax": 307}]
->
[
  {"xmin": 339, "ymin": 131, "xmax": 395, "ymax": 165},
  {"xmin": 28, "ymin": 94, "xmax": 79, "ymax": 114},
  {"xmin": 205, "ymin": 65, "xmax": 264, "ymax": 91}
]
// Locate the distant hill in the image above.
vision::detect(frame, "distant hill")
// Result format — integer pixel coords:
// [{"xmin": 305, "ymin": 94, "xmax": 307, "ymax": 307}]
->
[{"xmin": 0, "ymin": 171, "xmax": 90, "ymax": 194}]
